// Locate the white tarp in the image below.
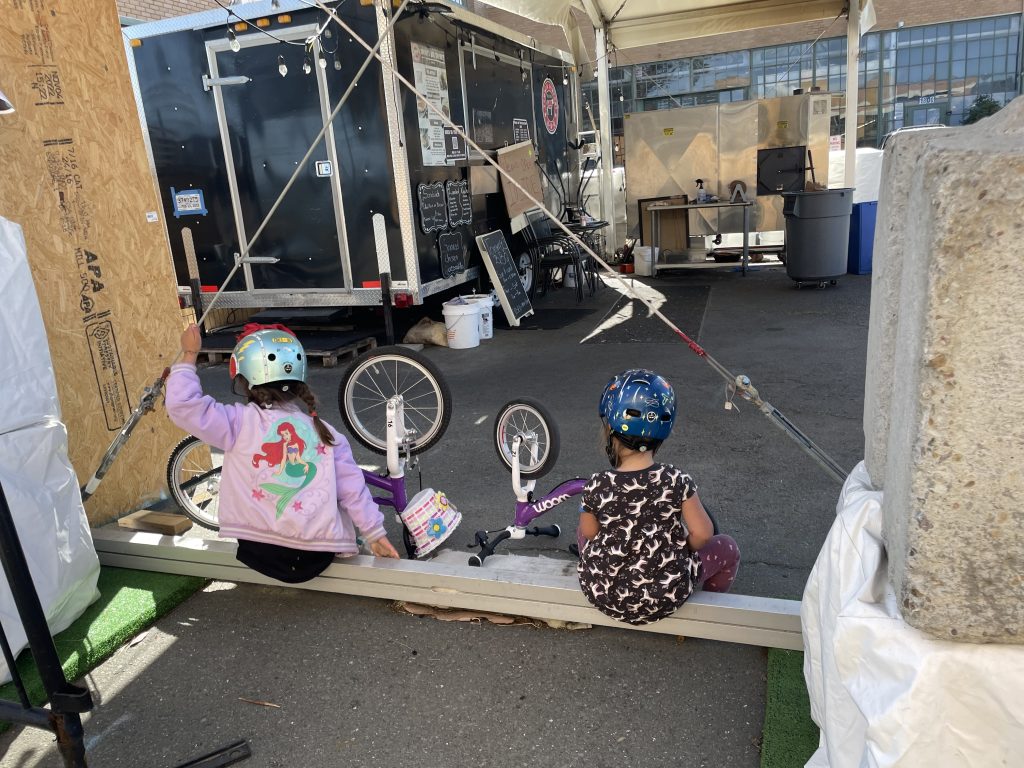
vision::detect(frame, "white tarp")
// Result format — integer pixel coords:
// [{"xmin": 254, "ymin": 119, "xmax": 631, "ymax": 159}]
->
[
  {"xmin": 472, "ymin": 0, "xmax": 871, "ymax": 54},
  {"xmin": 801, "ymin": 462, "xmax": 1024, "ymax": 767},
  {"xmin": 0, "ymin": 216, "xmax": 99, "ymax": 685},
  {"xmin": 828, "ymin": 148, "xmax": 884, "ymax": 202}
]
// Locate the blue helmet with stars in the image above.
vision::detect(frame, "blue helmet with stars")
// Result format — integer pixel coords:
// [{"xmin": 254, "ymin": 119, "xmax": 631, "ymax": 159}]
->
[{"xmin": 599, "ymin": 369, "xmax": 676, "ymax": 445}]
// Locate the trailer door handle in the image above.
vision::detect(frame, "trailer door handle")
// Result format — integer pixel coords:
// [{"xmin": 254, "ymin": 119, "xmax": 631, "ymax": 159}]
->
[{"xmin": 202, "ymin": 75, "xmax": 251, "ymax": 92}]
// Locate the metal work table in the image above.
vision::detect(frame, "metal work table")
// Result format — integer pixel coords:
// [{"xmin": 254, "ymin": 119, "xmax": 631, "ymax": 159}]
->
[{"xmin": 649, "ymin": 200, "xmax": 754, "ymax": 276}]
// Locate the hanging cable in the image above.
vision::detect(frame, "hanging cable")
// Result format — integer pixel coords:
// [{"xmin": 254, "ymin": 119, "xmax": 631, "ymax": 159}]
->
[{"xmin": 304, "ymin": 0, "xmax": 849, "ymax": 485}]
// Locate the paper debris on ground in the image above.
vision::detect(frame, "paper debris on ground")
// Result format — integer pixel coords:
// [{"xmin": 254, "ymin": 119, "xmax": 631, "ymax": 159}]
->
[
  {"xmin": 238, "ymin": 697, "xmax": 281, "ymax": 708},
  {"xmin": 394, "ymin": 602, "xmax": 590, "ymax": 630}
]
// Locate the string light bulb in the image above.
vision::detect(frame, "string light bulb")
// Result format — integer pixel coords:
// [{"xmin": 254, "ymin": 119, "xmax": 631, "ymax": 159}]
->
[
  {"xmin": 302, "ymin": 55, "xmax": 312, "ymax": 74},
  {"xmin": 619, "ymin": 90, "xmax": 624, "ymax": 102},
  {"xmin": 227, "ymin": 28, "xmax": 241, "ymax": 53},
  {"xmin": 562, "ymin": 71, "xmax": 569, "ymax": 85},
  {"xmin": 333, "ymin": 54, "xmax": 341, "ymax": 71},
  {"xmin": 319, "ymin": 53, "xmax": 327, "ymax": 69},
  {"xmin": 278, "ymin": 54, "xmax": 287, "ymax": 77}
]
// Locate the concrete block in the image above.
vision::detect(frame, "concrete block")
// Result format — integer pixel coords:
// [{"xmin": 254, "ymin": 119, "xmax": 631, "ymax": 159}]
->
[
  {"xmin": 863, "ymin": 126, "xmax": 957, "ymax": 489},
  {"xmin": 882, "ymin": 100, "xmax": 1024, "ymax": 642}
]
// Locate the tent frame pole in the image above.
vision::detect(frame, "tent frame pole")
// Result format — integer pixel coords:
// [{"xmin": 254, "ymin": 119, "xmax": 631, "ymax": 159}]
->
[
  {"xmin": 844, "ymin": 0, "xmax": 860, "ymax": 186},
  {"xmin": 595, "ymin": 25, "xmax": 615, "ymax": 254}
]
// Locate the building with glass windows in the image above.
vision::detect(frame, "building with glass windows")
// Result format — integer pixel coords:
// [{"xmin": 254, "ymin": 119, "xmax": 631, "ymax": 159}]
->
[{"xmin": 583, "ymin": 13, "xmax": 1021, "ymax": 151}]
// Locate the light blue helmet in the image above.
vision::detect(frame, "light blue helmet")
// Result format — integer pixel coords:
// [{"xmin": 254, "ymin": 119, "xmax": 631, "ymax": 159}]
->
[
  {"xmin": 599, "ymin": 369, "xmax": 676, "ymax": 445},
  {"xmin": 229, "ymin": 327, "xmax": 307, "ymax": 387}
]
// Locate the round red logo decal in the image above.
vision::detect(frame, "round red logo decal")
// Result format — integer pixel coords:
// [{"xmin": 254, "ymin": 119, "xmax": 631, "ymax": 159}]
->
[{"xmin": 541, "ymin": 77, "xmax": 559, "ymax": 135}]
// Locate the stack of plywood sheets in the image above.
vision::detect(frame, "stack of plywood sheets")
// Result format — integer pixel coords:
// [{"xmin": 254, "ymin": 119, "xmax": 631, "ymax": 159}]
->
[{"xmin": 0, "ymin": 1, "xmax": 186, "ymax": 524}]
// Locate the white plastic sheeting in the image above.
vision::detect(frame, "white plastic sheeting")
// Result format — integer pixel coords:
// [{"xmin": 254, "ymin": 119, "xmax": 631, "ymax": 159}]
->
[
  {"xmin": 0, "ymin": 216, "xmax": 99, "ymax": 685},
  {"xmin": 828, "ymin": 148, "xmax": 884, "ymax": 203},
  {"xmin": 472, "ymin": 0, "xmax": 871, "ymax": 53},
  {"xmin": 802, "ymin": 462, "xmax": 1024, "ymax": 767}
]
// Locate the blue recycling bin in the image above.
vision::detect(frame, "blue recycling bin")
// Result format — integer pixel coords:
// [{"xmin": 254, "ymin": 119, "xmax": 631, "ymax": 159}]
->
[{"xmin": 847, "ymin": 201, "xmax": 877, "ymax": 275}]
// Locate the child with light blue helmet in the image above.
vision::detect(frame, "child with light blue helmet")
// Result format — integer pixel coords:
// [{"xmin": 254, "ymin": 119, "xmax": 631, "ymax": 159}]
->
[
  {"xmin": 166, "ymin": 323, "xmax": 400, "ymax": 584},
  {"xmin": 577, "ymin": 369, "xmax": 741, "ymax": 625}
]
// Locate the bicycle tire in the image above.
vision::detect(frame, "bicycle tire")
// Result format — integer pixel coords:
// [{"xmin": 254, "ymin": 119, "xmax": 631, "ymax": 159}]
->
[
  {"xmin": 338, "ymin": 346, "xmax": 452, "ymax": 455},
  {"xmin": 167, "ymin": 436, "xmax": 223, "ymax": 531},
  {"xmin": 493, "ymin": 398, "xmax": 560, "ymax": 479}
]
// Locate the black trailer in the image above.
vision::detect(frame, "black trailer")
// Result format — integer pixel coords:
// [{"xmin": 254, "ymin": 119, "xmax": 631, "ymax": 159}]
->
[{"xmin": 124, "ymin": 0, "xmax": 579, "ymax": 309}]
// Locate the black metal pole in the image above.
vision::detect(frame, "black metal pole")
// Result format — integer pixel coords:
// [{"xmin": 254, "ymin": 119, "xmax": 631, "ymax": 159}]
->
[
  {"xmin": 0, "ymin": 481, "xmax": 92, "ymax": 766},
  {"xmin": 380, "ymin": 272, "xmax": 395, "ymax": 346}
]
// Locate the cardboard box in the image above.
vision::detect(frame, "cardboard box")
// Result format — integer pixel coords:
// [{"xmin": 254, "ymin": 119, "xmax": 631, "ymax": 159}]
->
[{"xmin": 1, "ymin": 1, "xmax": 185, "ymax": 524}]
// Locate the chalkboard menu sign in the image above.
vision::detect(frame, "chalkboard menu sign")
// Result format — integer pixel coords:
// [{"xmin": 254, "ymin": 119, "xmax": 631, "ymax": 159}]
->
[
  {"xmin": 438, "ymin": 231, "xmax": 465, "ymax": 278},
  {"xmin": 476, "ymin": 230, "xmax": 533, "ymax": 327},
  {"xmin": 445, "ymin": 179, "xmax": 472, "ymax": 228},
  {"xmin": 417, "ymin": 182, "xmax": 448, "ymax": 234}
]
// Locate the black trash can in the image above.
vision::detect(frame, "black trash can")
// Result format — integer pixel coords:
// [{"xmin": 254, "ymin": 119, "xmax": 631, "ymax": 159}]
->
[{"xmin": 781, "ymin": 189, "xmax": 854, "ymax": 284}]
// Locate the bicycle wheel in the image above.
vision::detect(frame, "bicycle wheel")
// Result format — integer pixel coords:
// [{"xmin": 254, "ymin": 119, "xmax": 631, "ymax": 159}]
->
[
  {"xmin": 167, "ymin": 436, "xmax": 223, "ymax": 531},
  {"xmin": 338, "ymin": 346, "xmax": 452, "ymax": 455},
  {"xmin": 493, "ymin": 398, "xmax": 560, "ymax": 479}
]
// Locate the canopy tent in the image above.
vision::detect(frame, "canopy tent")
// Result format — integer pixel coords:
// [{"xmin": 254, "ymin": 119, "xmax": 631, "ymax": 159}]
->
[{"xmin": 475, "ymin": 0, "xmax": 876, "ymax": 242}]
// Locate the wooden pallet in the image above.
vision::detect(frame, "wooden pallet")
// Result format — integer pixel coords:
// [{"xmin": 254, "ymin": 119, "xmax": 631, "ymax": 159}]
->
[{"xmin": 200, "ymin": 335, "xmax": 376, "ymax": 368}]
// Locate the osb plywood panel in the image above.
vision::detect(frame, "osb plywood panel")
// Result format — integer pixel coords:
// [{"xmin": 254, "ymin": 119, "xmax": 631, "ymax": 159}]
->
[{"xmin": 0, "ymin": 0, "xmax": 185, "ymax": 525}]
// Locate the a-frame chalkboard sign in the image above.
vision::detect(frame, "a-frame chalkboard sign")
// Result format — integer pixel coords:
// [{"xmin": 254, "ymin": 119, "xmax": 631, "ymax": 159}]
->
[{"xmin": 476, "ymin": 230, "xmax": 533, "ymax": 327}]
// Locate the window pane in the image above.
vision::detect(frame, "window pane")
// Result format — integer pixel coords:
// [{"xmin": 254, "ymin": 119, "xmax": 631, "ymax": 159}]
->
[
  {"xmin": 952, "ymin": 60, "xmax": 966, "ymax": 77},
  {"xmin": 982, "ymin": 18, "xmax": 996, "ymax": 35},
  {"xmin": 979, "ymin": 58, "xmax": 993, "ymax": 76},
  {"xmin": 937, "ymin": 45, "xmax": 950, "ymax": 62},
  {"xmin": 967, "ymin": 41, "xmax": 981, "ymax": 58},
  {"xmin": 995, "ymin": 37, "xmax": 1008, "ymax": 56},
  {"xmin": 923, "ymin": 47, "xmax": 936, "ymax": 64},
  {"xmin": 979, "ymin": 39, "xmax": 993, "ymax": 57},
  {"xmin": 966, "ymin": 59, "xmax": 980, "ymax": 76},
  {"xmin": 952, "ymin": 41, "xmax": 966, "ymax": 60},
  {"xmin": 910, "ymin": 48, "xmax": 923, "ymax": 65},
  {"xmin": 910, "ymin": 65, "xmax": 923, "ymax": 82}
]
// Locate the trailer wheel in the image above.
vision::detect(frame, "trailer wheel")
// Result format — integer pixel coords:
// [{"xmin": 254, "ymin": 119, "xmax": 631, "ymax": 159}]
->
[
  {"xmin": 338, "ymin": 346, "xmax": 452, "ymax": 455},
  {"xmin": 517, "ymin": 251, "xmax": 536, "ymax": 298}
]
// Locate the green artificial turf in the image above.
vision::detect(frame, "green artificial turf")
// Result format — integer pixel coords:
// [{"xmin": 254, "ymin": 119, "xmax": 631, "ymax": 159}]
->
[
  {"xmin": 760, "ymin": 649, "xmax": 820, "ymax": 768},
  {"xmin": 0, "ymin": 566, "xmax": 206, "ymax": 732}
]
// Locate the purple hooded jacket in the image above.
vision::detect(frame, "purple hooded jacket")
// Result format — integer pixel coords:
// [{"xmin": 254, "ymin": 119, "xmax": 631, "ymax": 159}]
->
[{"xmin": 165, "ymin": 364, "xmax": 385, "ymax": 553}]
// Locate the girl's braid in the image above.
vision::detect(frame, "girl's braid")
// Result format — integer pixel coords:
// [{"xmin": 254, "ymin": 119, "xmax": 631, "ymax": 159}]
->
[{"xmin": 294, "ymin": 382, "xmax": 336, "ymax": 446}]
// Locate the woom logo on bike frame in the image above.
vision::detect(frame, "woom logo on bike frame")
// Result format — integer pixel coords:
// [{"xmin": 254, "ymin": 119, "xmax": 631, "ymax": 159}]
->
[{"xmin": 533, "ymin": 492, "xmax": 572, "ymax": 512}]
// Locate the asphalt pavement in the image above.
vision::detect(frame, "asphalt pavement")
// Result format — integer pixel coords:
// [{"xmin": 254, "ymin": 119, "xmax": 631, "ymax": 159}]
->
[{"xmin": 0, "ymin": 266, "xmax": 869, "ymax": 767}]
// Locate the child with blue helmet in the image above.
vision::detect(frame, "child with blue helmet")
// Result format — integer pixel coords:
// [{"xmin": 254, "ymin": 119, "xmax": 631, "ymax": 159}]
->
[
  {"xmin": 577, "ymin": 369, "xmax": 740, "ymax": 625},
  {"xmin": 167, "ymin": 323, "xmax": 400, "ymax": 583}
]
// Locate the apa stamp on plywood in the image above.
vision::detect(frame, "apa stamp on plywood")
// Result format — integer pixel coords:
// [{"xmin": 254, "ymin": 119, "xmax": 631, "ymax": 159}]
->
[{"xmin": 86, "ymin": 321, "xmax": 130, "ymax": 431}]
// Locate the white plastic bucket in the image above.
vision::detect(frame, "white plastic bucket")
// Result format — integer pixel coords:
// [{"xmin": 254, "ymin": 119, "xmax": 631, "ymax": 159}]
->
[
  {"xmin": 563, "ymin": 264, "xmax": 577, "ymax": 288},
  {"xmin": 442, "ymin": 299, "xmax": 480, "ymax": 349},
  {"xmin": 633, "ymin": 246, "xmax": 657, "ymax": 277},
  {"xmin": 462, "ymin": 294, "xmax": 494, "ymax": 340},
  {"xmin": 399, "ymin": 487, "xmax": 462, "ymax": 557}
]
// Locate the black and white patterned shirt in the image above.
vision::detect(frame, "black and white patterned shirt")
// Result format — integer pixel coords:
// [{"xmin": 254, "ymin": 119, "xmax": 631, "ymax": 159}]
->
[{"xmin": 577, "ymin": 463, "xmax": 701, "ymax": 625}]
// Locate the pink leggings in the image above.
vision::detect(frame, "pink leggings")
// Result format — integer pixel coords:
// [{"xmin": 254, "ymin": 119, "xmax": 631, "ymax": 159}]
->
[{"xmin": 696, "ymin": 534, "xmax": 740, "ymax": 592}]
